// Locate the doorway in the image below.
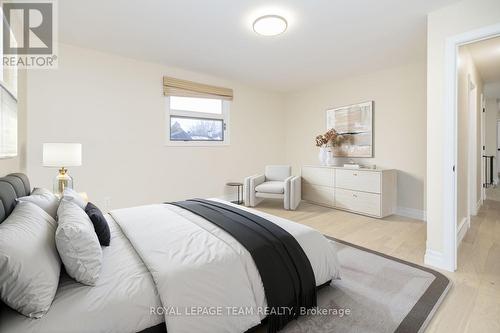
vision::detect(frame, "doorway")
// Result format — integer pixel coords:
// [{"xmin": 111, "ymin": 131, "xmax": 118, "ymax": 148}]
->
[
  {"xmin": 497, "ymin": 120, "xmax": 500, "ymax": 177},
  {"xmin": 442, "ymin": 26, "xmax": 500, "ymax": 272},
  {"xmin": 480, "ymin": 94, "xmax": 486, "ymax": 203},
  {"xmin": 467, "ymin": 77, "xmax": 477, "ymax": 217},
  {"xmin": 486, "ymin": 119, "xmax": 500, "ymax": 201}
]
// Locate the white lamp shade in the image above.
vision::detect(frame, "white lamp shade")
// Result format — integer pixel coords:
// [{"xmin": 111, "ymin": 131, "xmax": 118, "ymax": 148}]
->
[{"xmin": 43, "ymin": 143, "xmax": 82, "ymax": 167}]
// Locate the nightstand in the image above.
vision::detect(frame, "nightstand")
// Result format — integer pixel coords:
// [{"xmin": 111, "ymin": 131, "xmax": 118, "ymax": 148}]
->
[{"xmin": 226, "ymin": 182, "xmax": 243, "ymax": 205}]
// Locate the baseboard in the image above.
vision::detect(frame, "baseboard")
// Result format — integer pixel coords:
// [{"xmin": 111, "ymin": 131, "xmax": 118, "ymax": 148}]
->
[
  {"xmin": 396, "ymin": 206, "xmax": 426, "ymax": 221},
  {"xmin": 457, "ymin": 217, "xmax": 470, "ymax": 246},
  {"xmin": 424, "ymin": 249, "xmax": 449, "ymax": 270}
]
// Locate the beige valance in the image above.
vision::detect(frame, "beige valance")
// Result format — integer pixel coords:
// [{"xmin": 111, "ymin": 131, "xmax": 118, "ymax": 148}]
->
[{"xmin": 163, "ymin": 76, "xmax": 233, "ymax": 101}]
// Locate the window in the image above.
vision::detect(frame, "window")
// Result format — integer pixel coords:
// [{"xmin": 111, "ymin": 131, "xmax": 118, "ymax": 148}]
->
[
  {"xmin": 170, "ymin": 115, "xmax": 224, "ymax": 142},
  {"xmin": 0, "ymin": 16, "xmax": 18, "ymax": 98},
  {"xmin": 163, "ymin": 77, "xmax": 232, "ymax": 146},
  {"xmin": 0, "ymin": 84, "xmax": 17, "ymax": 158},
  {"xmin": 166, "ymin": 96, "xmax": 229, "ymax": 144},
  {"xmin": 0, "ymin": 24, "xmax": 17, "ymax": 158},
  {"xmin": 170, "ymin": 96, "xmax": 222, "ymax": 114}
]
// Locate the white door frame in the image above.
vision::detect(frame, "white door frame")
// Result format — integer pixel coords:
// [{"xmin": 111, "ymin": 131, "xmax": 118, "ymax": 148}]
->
[
  {"xmin": 497, "ymin": 120, "xmax": 500, "ymax": 176},
  {"xmin": 468, "ymin": 77, "xmax": 477, "ymax": 217},
  {"xmin": 480, "ymin": 94, "xmax": 486, "ymax": 203},
  {"xmin": 443, "ymin": 23, "xmax": 500, "ymax": 272}
]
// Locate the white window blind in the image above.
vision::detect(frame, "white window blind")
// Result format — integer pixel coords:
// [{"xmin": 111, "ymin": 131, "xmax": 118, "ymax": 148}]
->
[
  {"xmin": 163, "ymin": 76, "xmax": 233, "ymax": 101},
  {"xmin": 0, "ymin": 85, "xmax": 17, "ymax": 158}
]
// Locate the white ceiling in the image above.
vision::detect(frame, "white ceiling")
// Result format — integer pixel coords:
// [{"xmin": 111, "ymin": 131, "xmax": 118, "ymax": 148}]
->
[
  {"xmin": 58, "ymin": 0, "xmax": 458, "ymax": 92},
  {"xmin": 468, "ymin": 36, "xmax": 500, "ymax": 84}
]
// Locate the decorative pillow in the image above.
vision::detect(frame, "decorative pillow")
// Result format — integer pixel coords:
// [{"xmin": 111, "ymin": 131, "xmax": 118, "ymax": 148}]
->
[
  {"xmin": 85, "ymin": 202, "xmax": 111, "ymax": 246},
  {"xmin": 61, "ymin": 188, "xmax": 87, "ymax": 210},
  {"xmin": 0, "ymin": 202, "xmax": 61, "ymax": 318},
  {"xmin": 56, "ymin": 200, "xmax": 103, "ymax": 285},
  {"xmin": 16, "ymin": 187, "xmax": 60, "ymax": 219}
]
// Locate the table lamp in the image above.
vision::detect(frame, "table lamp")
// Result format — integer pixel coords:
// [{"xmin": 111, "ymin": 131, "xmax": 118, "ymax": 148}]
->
[{"xmin": 43, "ymin": 143, "xmax": 82, "ymax": 195}]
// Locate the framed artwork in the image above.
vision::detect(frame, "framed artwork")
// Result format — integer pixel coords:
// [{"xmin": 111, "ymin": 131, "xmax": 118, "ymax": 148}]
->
[{"xmin": 326, "ymin": 101, "xmax": 373, "ymax": 158}]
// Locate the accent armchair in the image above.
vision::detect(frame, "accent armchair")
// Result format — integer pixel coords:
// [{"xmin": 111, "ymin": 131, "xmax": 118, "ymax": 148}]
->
[{"xmin": 244, "ymin": 165, "xmax": 301, "ymax": 210}]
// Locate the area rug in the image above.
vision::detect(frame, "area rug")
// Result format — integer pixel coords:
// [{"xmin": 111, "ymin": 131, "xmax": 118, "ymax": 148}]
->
[{"xmin": 254, "ymin": 237, "xmax": 451, "ymax": 333}]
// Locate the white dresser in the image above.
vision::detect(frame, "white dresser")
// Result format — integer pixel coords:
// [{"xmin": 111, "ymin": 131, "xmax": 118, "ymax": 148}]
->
[{"xmin": 301, "ymin": 165, "xmax": 397, "ymax": 218}]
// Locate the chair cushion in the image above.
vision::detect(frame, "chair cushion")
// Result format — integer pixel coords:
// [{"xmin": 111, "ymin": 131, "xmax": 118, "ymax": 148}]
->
[
  {"xmin": 255, "ymin": 181, "xmax": 285, "ymax": 194},
  {"xmin": 265, "ymin": 165, "xmax": 291, "ymax": 181}
]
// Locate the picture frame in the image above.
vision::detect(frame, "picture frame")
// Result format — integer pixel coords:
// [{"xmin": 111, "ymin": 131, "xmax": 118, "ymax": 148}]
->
[{"xmin": 326, "ymin": 101, "xmax": 373, "ymax": 158}]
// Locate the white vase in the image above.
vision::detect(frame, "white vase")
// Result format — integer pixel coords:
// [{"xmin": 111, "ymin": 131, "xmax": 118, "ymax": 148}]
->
[
  {"xmin": 325, "ymin": 149, "xmax": 334, "ymax": 166},
  {"xmin": 318, "ymin": 147, "xmax": 328, "ymax": 165}
]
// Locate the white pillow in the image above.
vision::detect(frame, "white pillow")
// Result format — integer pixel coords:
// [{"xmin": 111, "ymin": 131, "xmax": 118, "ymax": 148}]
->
[
  {"xmin": 56, "ymin": 200, "xmax": 102, "ymax": 285},
  {"xmin": 0, "ymin": 201, "xmax": 61, "ymax": 318},
  {"xmin": 61, "ymin": 188, "xmax": 87, "ymax": 210},
  {"xmin": 16, "ymin": 187, "xmax": 60, "ymax": 219}
]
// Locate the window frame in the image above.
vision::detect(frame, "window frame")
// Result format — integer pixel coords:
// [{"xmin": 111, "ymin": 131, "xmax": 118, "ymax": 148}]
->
[
  {"xmin": 0, "ymin": 82, "xmax": 18, "ymax": 159},
  {"xmin": 0, "ymin": 24, "xmax": 18, "ymax": 159},
  {"xmin": 165, "ymin": 96, "xmax": 230, "ymax": 147},
  {"xmin": 0, "ymin": 18, "xmax": 18, "ymax": 99}
]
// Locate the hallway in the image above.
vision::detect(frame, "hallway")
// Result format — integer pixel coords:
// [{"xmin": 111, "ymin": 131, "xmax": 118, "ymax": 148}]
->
[
  {"xmin": 486, "ymin": 184, "xmax": 500, "ymax": 201},
  {"xmin": 446, "ymin": 199, "xmax": 500, "ymax": 332}
]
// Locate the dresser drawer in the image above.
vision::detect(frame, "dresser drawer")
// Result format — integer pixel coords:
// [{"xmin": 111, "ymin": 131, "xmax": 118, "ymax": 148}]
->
[
  {"xmin": 335, "ymin": 188, "xmax": 381, "ymax": 217},
  {"xmin": 302, "ymin": 167, "xmax": 334, "ymax": 187},
  {"xmin": 335, "ymin": 169, "xmax": 381, "ymax": 193},
  {"xmin": 302, "ymin": 184, "xmax": 335, "ymax": 207}
]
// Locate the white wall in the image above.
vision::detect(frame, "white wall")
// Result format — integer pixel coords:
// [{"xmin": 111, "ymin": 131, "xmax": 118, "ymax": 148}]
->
[
  {"xmin": 427, "ymin": 0, "xmax": 500, "ymax": 258},
  {"xmin": 284, "ymin": 62, "xmax": 427, "ymax": 218},
  {"xmin": 26, "ymin": 46, "xmax": 428, "ymax": 218},
  {"xmin": 26, "ymin": 44, "xmax": 286, "ymax": 210}
]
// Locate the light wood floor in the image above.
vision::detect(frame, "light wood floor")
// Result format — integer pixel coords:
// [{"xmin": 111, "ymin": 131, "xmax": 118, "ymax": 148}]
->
[
  {"xmin": 486, "ymin": 185, "xmax": 500, "ymax": 202},
  {"xmin": 253, "ymin": 200, "xmax": 500, "ymax": 333}
]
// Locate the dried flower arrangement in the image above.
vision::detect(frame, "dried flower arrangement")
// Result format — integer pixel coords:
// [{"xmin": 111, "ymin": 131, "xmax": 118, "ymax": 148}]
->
[{"xmin": 315, "ymin": 128, "xmax": 344, "ymax": 148}]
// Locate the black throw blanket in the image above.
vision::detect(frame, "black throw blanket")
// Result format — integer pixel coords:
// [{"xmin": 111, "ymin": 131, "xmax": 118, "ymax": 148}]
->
[{"xmin": 168, "ymin": 199, "xmax": 316, "ymax": 333}]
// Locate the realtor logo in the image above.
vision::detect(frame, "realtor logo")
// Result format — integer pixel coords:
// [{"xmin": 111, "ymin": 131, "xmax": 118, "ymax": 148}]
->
[{"xmin": 2, "ymin": 0, "xmax": 58, "ymax": 68}]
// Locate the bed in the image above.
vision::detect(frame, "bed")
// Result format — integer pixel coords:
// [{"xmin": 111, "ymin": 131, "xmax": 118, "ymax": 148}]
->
[{"xmin": 0, "ymin": 173, "xmax": 340, "ymax": 333}]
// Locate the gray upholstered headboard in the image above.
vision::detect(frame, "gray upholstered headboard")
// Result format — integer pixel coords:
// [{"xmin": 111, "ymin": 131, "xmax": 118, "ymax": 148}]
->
[{"xmin": 0, "ymin": 173, "xmax": 31, "ymax": 223}]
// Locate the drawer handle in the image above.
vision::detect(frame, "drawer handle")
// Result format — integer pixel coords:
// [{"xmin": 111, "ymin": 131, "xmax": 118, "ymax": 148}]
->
[
  {"xmin": 353, "ymin": 194, "xmax": 357, "ymax": 198},
  {"xmin": 353, "ymin": 173, "xmax": 358, "ymax": 176}
]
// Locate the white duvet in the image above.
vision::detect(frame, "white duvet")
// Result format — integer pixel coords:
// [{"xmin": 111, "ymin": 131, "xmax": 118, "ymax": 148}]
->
[{"xmin": 110, "ymin": 199, "xmax": 341, "ymax": 333}]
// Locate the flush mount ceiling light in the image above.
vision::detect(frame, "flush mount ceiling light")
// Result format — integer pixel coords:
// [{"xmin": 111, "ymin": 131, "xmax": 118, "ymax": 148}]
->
[{"xmin": 253, "ymin": 15, "xmax": 287, "ymax": 36}]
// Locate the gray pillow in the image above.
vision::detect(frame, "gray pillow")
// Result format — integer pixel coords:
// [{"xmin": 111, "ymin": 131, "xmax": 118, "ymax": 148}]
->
[
  {"xmin": 0, "ymin": 201, "xmax": 61, "ymax": 318},
  {"xmin": 16, "ymin": 187, "xmax": 60, "ymax": 219},
  {"xmin": 56, "ymin": 200, "xmax": 102, "ymax": 285},
  {"xmin": 61, "ymin": 188, "xmax": 87, "ymax": 210}
]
